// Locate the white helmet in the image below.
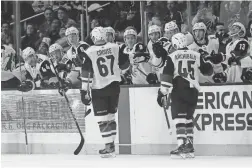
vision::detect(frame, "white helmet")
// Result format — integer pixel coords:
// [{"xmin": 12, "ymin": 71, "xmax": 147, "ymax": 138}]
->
[
  {"xmin": 193, "ymin": 22, "xmax": 207, "ymax": 32},
  {"xmin": 148, "ymin": 25, "xmax": 161, "ymax": 36},
  {"xmin": 229, "ymin": 22, "xmax": 246, "ymax": 38},
  {"xmin": 171, "ymin": 33, "xmax": 187, "ymax": 49},
  {"xmin": 22, "ymin": 47, "xmax": 35, "ymax": 60},
  {"xmin": 165, "ymin": 21, "xmax": 178, "ymax": 32},
  {"xmin": 91, "ymin": 26, "xmax": 106, "ymax": 44},
  {"xmin": 49, "ymin": 43, "xmax": 63, "ymax": 54},
  {"xmin": 124, "ymin": 28, "xmax": 137, "ymax": 37},
  {"xmin": 65, "ymin": 26, "xmax": 79, "ymax": 36},
  {"xmin": 104, "ymin": 27, "xmax": 115, "ymax": 39}
]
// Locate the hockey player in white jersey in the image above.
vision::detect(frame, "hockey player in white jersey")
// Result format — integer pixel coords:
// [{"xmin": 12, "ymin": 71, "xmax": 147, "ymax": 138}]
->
[
  {"xmin": 212, "ymin": 22, "xmax": 252, "ymax": 83},
  {"xmin": 76, "ymin": 27, "xmax": 132, "ymax": 157},
  {"xmin": 65, "ymin": 27, "xmax": 90, "ymax": 88},
  {"xmin": 188, "ymin": 22, "xmax": 221, "ymax": 83},
  {"xmin": 157, "ymin": 33, "xmax": 213, "ymax": 158},
  {"xmin": 13, "ymin": 47, "xmax": 55, "ymax": 92},
  {"xmin": 120, "ymin": 26, "xmax": 153, "ymax": 84}
]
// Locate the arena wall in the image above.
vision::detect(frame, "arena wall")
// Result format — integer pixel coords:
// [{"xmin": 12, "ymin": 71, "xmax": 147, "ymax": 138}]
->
[{"xmin": 1, "ymin": 85, "xmax": 252, "ymax": 156}]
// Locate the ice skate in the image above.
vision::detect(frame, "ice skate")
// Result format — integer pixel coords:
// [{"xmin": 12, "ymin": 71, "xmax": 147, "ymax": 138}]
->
[
  {"xmin": 183, "ymin": 140, "xmax": 195, "ymax": 159},
  {"xmin": 99, "ymin": 143, "xmax": 115, "ymax": 158},
  {"xmin": 170, "ymin": 144, "xmax": 186, "ymax": 159}
]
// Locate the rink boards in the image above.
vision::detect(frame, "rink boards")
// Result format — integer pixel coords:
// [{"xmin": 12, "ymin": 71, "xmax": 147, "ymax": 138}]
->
[{"xmin": 1, "ymin": 84, "xmax": 252, "ymax": 156}]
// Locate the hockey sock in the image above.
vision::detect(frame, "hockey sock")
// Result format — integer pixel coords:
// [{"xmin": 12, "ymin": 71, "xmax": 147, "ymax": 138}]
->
[
  {"xmin": 186, "ymin": 119, "xmax": 194, "ymax": 144},
  {"xmin": 98, "ymin": 120, "xmax": 117, "ymax": 144},
  {"xmin": 174, "ymin": 118, "xmax": 187, "ymax": 146}
]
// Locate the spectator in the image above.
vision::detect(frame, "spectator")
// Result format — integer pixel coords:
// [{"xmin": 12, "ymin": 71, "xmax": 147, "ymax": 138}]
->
[
  {"xmin": 46, "ymin": 19, "xmax": 61, "ymax": 44},
  {"xmin": 39, "ymin": 7, "xmax": 55, "ymax": 38},
  {"xmin": 21, "ymin": 23, "xmax": 39, "ymax": 50},
  {"xmin": 220, "ymin": 1, "xmax": 248, "ymax": 30},
  {"xmin": 37, "ymin": 37, "xmax": 51, "ymax": 55},
  {"xmin": 125, "ymin": 8, "xmax": 141, "ymax": 33},
  {"xmin": 114, "ymin": 10, "xmax": 128, "ymax": 32},
  {"xmin": 192, "ymin": 8, "xmax": 219, "ymax": 34},
  {"xmin": 1, "ymin": 22, "xmax": 13, "ymax": 47},
  {"xmin": 57, "ymin": 7, "xmax": 77, "ymax": 28},
  {"xmin": 164, "ymin": 1, "xmax": 183, "ymax": 31},
  {"xmin": 85, "ymin": 18, "xmax": 101, "ymax": 45},
  {"xmin": 32, "ymin": 0, "xmax": 50, "ymax": 13},
  {"xmin": 215, "ymin": 22, "xmax": 230, "ymax": 53}
]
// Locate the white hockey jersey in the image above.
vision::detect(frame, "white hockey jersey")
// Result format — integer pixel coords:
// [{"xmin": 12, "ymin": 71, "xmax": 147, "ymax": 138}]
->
[
  {"xmin": 224, "ymin": 38, "xmax": 252, "ymax": 83},
  {"xmin": 188, "ymin": 35, "xmax": 220, "ymax": 83},
  {"xmin": 120, "ymin": 43, "xmax": 150, "ymax": 84}
]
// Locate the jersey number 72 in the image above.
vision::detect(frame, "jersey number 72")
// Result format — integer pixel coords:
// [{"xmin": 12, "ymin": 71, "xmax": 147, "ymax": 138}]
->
[
  {"xmin": 178, "ymin": 60, "xmax": 195, "ymax": 80},
  {"xmin": 97, "ymin": 55, "xmax": 115, "ymax": 77}
]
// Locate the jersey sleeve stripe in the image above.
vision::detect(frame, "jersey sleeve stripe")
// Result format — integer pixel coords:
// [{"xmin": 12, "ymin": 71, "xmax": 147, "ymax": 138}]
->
[
  {"xmin": 161, "ymin": 81, "xmax": 172, "ymax": 88},
  {"xmin": 160, "ymin": 74, "xmax": 173, "ymax": 84}
]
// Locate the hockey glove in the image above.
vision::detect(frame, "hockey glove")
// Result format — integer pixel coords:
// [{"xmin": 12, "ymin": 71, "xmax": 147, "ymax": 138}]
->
[
  {"xmin": 133, "ymin": 52, "xmax": 150, "ymax": 63},
  {"xmin": 58, "ymin": 80, "xmax": 72, "ymax": 96},
  {"xmin": 146, "ymin": 73, "xmax": 159, "ymax": 84},
  {"xmin": 241, "ymin": 68, "xmax": 252, "ymax": 84},
  {"xmin": 80, "ymin": 90, "xmax": 92, "ymax": 105},
  {"xmin": 17, "ymin": 80, "xmax": 35, "ymax": 92},
  {"xmin": 152, "ymin": 41, "xmax": 167, "ymax": 59},
  {"xmin": 212, "ymin": 72, "xmax": 227, "ymax": 83},
  {"xmin": 157, "ymin": 89, "xmax": 167, "ymax": 107},
  {"xmin": 228, "ymin": 53, "xmax": 241, "ymax": 66},
  {"xmin": 204, "ymin": 51, "xmax": 225, "ymax": 64}
]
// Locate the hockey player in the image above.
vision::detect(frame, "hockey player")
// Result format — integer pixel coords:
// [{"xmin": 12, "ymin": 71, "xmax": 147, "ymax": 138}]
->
[
  {"xmin": 65, "ymin": 26, "xmax": 90, "ymax": 88},
  {"xmin": 212, "ymin": 22, "xmax": 252, "ymax": 83},
  {"xmin": 13, "ymin": 47, "xmax": 55, "ymax": 92},
  {"xmin": 120, "ymin": 26, "xmax": 154, "ymax": 84},
  {"xmin": 188, "ymin": 22, "xmax": 221, "ymax": 83},
  {"xmin": 1, "ymin": 45, "xmax": 16, "ymax": 72},
  {"xmin": 75, "ymin": 27, "xmax": 132, "ymax": 157},
  {"xmin": 145, "ymin": 25, "xmax": 163, "ymax": 83},
  {"xmin": 104, "ymin": 27, "xmax": 116, "ymax": 43},
  {"xmin": 157, "ymin": 33, "xmax": 213, "ymax": 158}
]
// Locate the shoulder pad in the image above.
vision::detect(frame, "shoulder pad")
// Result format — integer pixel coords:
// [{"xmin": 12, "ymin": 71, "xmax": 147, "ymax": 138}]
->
[
  {"xmin": 78, "ymin": 42, "xmax": 90, "ymax": 51},
  {"xmin": 134, "ymin": 43, "xmax": 145, "ymax": 52}
]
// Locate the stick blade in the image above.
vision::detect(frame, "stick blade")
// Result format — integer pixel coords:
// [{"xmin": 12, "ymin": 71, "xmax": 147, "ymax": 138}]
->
[{"xmin": 74, "ymin": 136, "xmax": 84, "ymax": 155}]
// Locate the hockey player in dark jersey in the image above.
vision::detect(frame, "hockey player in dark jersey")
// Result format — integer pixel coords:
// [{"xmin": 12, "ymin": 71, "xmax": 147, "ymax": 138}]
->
[
  {"xmin": 69, "ymin": 27, "xmax": 132, "ymax": 157},
  {"xmin": 210, "ymin": 22, "xmax": 252, "ymax": 83},
  {"xmin": 13, "ymin": 47, "xmax": 55, "ymax": 92},
  {"xmin": 157, "ymin": 33, "xmax": 213, "ymax": 159}
]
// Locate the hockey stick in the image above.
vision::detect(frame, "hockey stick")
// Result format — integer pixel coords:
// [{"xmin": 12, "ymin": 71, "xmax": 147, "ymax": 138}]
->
[
  {"xmin": 18, "ymin": 51, "xmax": 29, "ymax": 154},
  {"xmin": 49, "ymin": 59, "xmax": 85, "ymax": 155},
  {"xmin": 162, "ymin": 96, "xmax": 172, "ymax": 135}
]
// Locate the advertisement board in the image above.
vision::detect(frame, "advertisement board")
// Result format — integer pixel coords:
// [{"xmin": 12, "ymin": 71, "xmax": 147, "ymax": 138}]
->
[
  {"xmin": 1, "ymin": 89, "xmax": 86, "ymax": 133},
  {"xmin": 129, "ymin": 85, "xmax": 252, "ymax": 154}
]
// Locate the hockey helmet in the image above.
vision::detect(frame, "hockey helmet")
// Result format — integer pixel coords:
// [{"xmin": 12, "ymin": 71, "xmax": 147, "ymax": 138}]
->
[
  {"xmin": 193, "ymin": 22, "xmax": 207, "ymax": 32},
  {"xmin": 148, "ymin": 25, "xmax": 161, "ymax": 36},
  {"xmin": 104, "ymin": 27, "xmax": 115, "ymax": 39},
  {"xmin": 171, "ymin": 33, "xmax": 187, "ymax": 49},
  {"xmin": 164, "ymin": 21, "xmax": 178, "ymax": 32},
  {"xmin": 65, "ymin": 26, "xmax": 79, "ymax": 36},
  {"xmin": 91, "ymin": 26, "xmax": 106, "ymax": 44},
  {"xmin": 22, "ymin": 47, "xmax": 35, "ymax": 60},
  {"xmin": 229, "ymin": 22, "xmax": 246, "ymax": 38}
]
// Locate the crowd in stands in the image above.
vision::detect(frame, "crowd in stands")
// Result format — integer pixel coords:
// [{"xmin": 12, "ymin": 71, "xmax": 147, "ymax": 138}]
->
[{"xmin": 1, "ymin": 1, "xmax": 252, "ymax": 89}]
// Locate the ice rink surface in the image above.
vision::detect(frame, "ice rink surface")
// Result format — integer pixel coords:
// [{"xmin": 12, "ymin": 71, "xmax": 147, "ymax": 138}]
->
[{"xmin": 1, "ymin": 155, "xmax": 252, "ymax": 168}]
